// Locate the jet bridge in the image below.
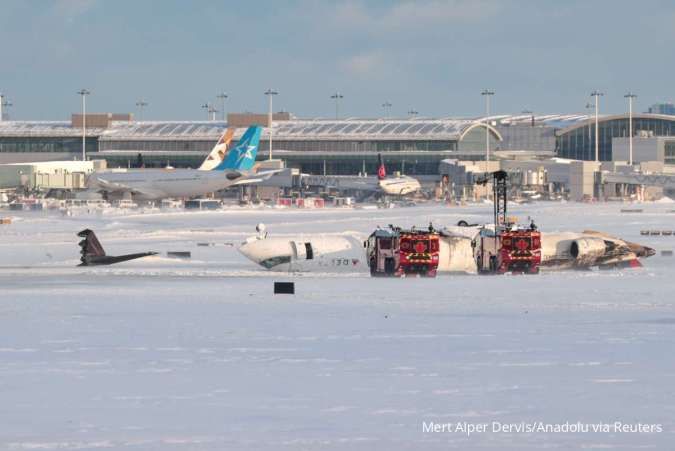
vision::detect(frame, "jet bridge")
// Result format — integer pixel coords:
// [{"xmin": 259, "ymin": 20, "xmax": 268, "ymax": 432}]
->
[{"xmin": 602, "ymin": 171, "xmax": 675, "ymax": 189}]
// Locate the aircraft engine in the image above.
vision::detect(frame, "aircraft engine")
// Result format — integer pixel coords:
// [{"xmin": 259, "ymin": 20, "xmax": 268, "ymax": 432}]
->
[{"xmin": 569, "ymin": 237, "xmax": 608, "ymax": 265}]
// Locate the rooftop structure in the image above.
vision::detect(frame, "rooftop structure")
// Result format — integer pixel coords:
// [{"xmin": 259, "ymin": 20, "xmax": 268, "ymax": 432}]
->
[{"xmin": 2, "ymin": 113, "xmax": 674, "ymax": 175}]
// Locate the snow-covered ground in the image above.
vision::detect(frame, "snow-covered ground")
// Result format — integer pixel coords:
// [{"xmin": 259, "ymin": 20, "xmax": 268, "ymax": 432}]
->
[{"xmin": 1, "ymin": 202, "xmax": 674, "ymax": 450}]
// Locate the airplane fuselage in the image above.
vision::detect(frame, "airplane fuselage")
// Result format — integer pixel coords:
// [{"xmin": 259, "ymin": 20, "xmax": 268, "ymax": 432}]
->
[
  {"xmin": 86, "ymin": 169, "xmax": 246, "ymax": 200},
  {"xmin": 239, "ymin": 228, "xmax": 653, "ymax": 274},
  {"xmin": 239, "ymin": 235, "xmax": 368, "ymax": 273},
  {"xmin": 378, "ymin": 176, "xmax": 421, "ymax": 196}
]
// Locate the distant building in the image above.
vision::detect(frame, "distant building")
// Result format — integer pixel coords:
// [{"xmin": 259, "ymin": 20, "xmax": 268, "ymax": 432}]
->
[
  {"xmin": 646, "ymin": 102, "xmax": 675, "ymax": 115},
  {"xmin": 1, "ymin": 112, "xmax": 674, "ymax": 175},
  {"xmin": 612, "ymin": 136, "xmax": 675, "ymax": 165},
  {"xmin": 555, "ymin": 114, "xmax": 675, "ymax": 161}
]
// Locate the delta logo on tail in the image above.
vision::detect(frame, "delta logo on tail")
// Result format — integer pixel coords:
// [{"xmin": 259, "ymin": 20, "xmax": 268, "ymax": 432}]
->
[
  {"xmin": 214, "ymin": 125, "xmax": 262, "ymax": 171},
  {"xmin": 377, "ymin": 153, "xmax": 387, "ymax": 180}
]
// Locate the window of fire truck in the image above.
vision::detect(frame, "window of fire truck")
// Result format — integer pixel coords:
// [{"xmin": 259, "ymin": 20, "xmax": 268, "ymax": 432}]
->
[{"xmin": 378, "ymin": 238, "xmax": 392, "ymax": 250}]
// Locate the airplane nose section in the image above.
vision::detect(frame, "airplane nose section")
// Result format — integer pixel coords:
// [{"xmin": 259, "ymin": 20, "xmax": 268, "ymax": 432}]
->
[{"xmin": 642, "ymin": 246, "xmax": 656, "ymax": 258}]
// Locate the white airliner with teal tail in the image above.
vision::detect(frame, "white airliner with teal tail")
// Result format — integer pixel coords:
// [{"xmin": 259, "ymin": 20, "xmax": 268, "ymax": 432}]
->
[{"xmin": 86, "ymin": 126, "xmax": 275, "ymax": 200}]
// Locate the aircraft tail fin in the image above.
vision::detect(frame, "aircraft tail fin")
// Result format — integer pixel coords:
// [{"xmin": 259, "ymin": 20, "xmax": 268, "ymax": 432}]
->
[
  {"xmin": 214, "ymin": 125, "xmax": 262, "ymax": 171},
  {"xmin": 199, "ymin": 128, "xmax": 235, "ymax": 170},
  {"xmin": 377, "ymin": 153, "xmax": 386, "ymax": 180},
  {"xmin": 77, "ymin": 229, "xmax": 106, "ymax": 264}
]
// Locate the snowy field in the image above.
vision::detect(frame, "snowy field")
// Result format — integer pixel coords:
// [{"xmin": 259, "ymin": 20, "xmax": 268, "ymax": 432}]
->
[{"xmin": 1, "ymin": 202, "xmax": 675, "ymax": 450}]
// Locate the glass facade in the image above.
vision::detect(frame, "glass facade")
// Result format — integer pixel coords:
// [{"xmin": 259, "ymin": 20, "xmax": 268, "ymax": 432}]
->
[
  {"xmin": 281, "ymin": 153, "xmax": 445, "ymax": 176},
  {"xmin": 99, "ymin": 139, "xmax": 214, "ymax": 152},
  {"xmin": 665, "ymin": 141, "xmax": 675, "ymax": 165},
  {"xmin": 0, "ymin": 137, "xmax": 97, "ymax": 154},
  {"xmin": 496, "ymin": 124, "xmax": 556, "ymax": 151},
  {"xmin": 262, "ymin": 139, "xmax": 457, "ymax": 153},
  {"xmin": 0, "ymin": 120, "xmax": 503, "ymax": 175},
  {"xmin": 557, "ymin": 118, "xmax": 675, "ymax": 161},
  {"xmin": 457, "ymin": 127, "xmax": 501, "ymax": 152},
  {"xmin": 100, "ymin": 138, "xmax": 459, "ymax": 154}
]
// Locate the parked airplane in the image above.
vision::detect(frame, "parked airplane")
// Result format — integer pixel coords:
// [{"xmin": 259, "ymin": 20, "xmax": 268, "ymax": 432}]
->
[
  {"xmin": 86, "ymin": 126, "xmax": 274, "ymax": 201},
  {"xmin": 78, "ymin": 229, "xmax": 157, "ymax": 266},
  {"xmin": 376, "ymin": 153, "xmax": 422, "ymax": 196},
  {"xmin": 238, "ymin": 224, "xmax": 654, "ymax": 274},
  {"xmin": 298, "ymin": 154, "xmax": 422, "ymax": 198},
  {"xmin": 198, "ymin": 128, "xmax": 235, "ymax": 170}
]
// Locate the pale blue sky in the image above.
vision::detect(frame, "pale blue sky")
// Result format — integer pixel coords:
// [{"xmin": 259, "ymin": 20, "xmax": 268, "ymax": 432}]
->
[{"xmin": 1, "ymin": 0, "xmax": 674, "ymax": 120}]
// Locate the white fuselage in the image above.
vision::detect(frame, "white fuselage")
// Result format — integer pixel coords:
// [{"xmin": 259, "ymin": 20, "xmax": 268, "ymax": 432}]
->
[
  {"xmin": 378, "ymin": 176, "xmax": 421, "ymax": 196},
  {"xmin": 86, "ymin": 168, "xmax": 245, "ymax": 200},
  {"xmin": 239, "ymin": 235, "xmax": 368, "ymax": 273},
  {"xmin": 239, "ymin": 227, "xmax": 650, "ymax": 274}
]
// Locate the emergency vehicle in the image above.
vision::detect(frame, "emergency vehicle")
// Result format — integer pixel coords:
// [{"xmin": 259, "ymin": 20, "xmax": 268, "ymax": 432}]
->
[{"xmin": 367, "ymin": 226, "xmax": 440, "ymax": 277}]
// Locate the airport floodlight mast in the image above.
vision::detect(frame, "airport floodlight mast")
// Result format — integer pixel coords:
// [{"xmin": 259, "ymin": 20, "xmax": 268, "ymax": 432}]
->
[
  {"xmin": 264, "ymin": 89, "xmax": 278, "ymax": 160},
  {"xmin": 522, "ymin": 109, "xmax": 534, "ymax": 126},
  {"xmin": 77, "ymin": 89, "xmax": 90, "ymax": 161},
  {"xmin": 408, "ymin": 109, "xmax": 419, "ymax": 119},
  {"xmin": 0, "ymin": 93, "xmax": 12, "ymax": 121},
  {"xmin": 381, "ymin": 101, "xmax": 392, "ymax": 119},
  {"xmin": 216, "ymin": 92, "xmax": 228, "ymax": 122},
  {"xmin": 135, "ymin": 100, "xmax": 148, "ymax": 121},
  {"xmin": 201, "ymin": 103, "xmax": 211, "ymax": 121},
  {"xmin": 481, "ymin": 89, "xmax": 494, "ymax": 172},
  {"xmin": 330, "ymin": 92, "xmax": 343, "ymax": 120},
  {"xmin": 208, "ymin": 105, "xmax": 218, "ymax": 121},
  {"xmin": 590, "ymin": 90, "xmax": 604, "ymax": 162},
  {"xmin": 585, "ymin": 102, "xmax": 595, "ymax": 151},
  {"xmin": 625, "ymin": 92, "xmax": 637, "ymax": 166}
]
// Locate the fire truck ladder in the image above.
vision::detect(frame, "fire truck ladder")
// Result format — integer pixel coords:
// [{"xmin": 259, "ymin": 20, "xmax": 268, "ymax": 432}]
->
[{"xmin": 476, "ymin": 170, "xmax": 508, "ymax": 230}]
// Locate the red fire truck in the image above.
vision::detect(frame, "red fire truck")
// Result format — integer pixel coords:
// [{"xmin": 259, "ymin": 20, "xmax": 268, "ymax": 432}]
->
[
  {"xmin": 497, "ymin": 228, "xmax": 542, "ymax": 274},
  {"xmin": 475, "ymin": 170, "xmax": 542, "ymax": 275},
  {"xmin": 367, "ymin": 226, "xmax": 440, "ymax": 277}
]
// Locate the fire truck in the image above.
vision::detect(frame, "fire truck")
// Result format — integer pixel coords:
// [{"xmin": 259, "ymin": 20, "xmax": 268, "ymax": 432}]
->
[
  {"xmin": 474, "ymin": 170, "xmax": 542, "ymax": 274},
  {"xmin": 367, "ymin": 225, "xmax": 440, "ymax": 277}
]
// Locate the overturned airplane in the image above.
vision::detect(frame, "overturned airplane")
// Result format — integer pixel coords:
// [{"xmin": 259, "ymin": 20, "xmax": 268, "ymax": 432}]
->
[
  {"xmin": 238, "ymin": 224, "xmax": 654, "ymax": 275},
  {"xmin": 77, "ymin": 229, "xmax": 157, "ymax": 266}
]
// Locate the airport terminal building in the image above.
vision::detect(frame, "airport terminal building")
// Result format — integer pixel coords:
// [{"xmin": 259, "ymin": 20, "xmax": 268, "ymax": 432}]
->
[{"xmin": 1, "ymin": 112, "xmax": 675, "ymax": 176}]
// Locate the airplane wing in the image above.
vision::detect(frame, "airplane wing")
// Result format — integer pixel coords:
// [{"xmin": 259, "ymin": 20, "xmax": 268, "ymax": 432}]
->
[
  {"xmin": 92, "ymin": 177, "xmax": 165, "ymax": 199},
  {"xmin": 230, "ymin": 169, "xmax": 285, "ymax": 186}
]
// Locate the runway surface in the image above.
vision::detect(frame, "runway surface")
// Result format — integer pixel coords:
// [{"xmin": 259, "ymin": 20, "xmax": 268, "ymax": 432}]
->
[{"xmin": 1, "ymin": 202, "xmax": 674, "ymax": 449}]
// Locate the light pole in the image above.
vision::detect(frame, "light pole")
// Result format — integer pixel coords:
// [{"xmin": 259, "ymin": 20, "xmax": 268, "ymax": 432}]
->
[
  {"xmin": 264, "ymin": 89, "xmax": 278, "ymax": 160},
  {"xmin": 135, "ymin": 99, "xmax": 148, "ymax": 121},
  {"xmin": 208, "ymin": 105, "xmax": 218, "ymax": 121},
  {"xmin": 77, "ymin": 89, "xmax": 90, "ymax": 161},
  {"xmin": 624, "ymin": 92, "xmax": 637, "ymax": 166},
  {"xmin": 216, "ymin": 92, "xmax": 228, "ymax": 122},
  {"xmin": 330, "ymin": 92, "xmax": 343, "ymax": 120},
  {"xmin": 481, "ymin": 89, "xmax": 495, "ymax": 172},
  {"xmin": 408, "ymin": 109, "xmax": 419, "ymax": 119},
  {"xmin": 585, "ymin": 102, "xmax": 594, "ymax": 158},
  {"xmin": 522, "ymin": 109, "xmax": 534, "ymax": 126},
  {"xmin": 590, "ymin": 90, "xmax": 604, "ymax": 162},
  {"xmin": 381, "ymin": 101, "xmax": 392, "ymax": 118},
  {"xmin": 201, "ymin": 103, "xmax": 211, "ymax": 121},
  {"xmin": 0, "ymin": 94, "xmax": 12, "ymax": 121}
]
